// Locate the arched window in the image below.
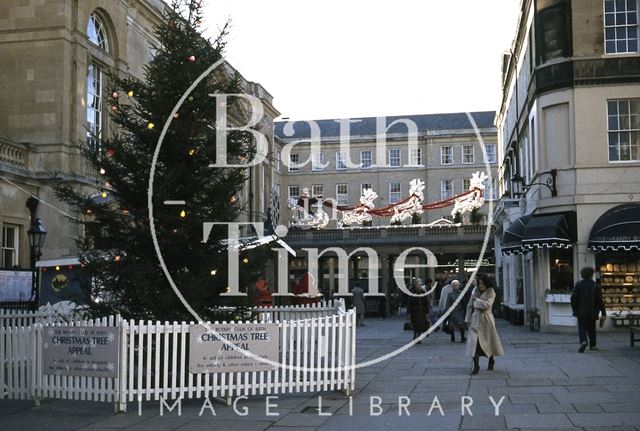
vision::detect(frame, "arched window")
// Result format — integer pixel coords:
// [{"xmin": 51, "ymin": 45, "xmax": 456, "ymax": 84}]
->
[
  {"xmin": 86, "ymin": 12, "xmax": 110, "ymax": 151},
  {"xmin": 87, "ymin": 13, "xmax": 109, "ymax": 52}
]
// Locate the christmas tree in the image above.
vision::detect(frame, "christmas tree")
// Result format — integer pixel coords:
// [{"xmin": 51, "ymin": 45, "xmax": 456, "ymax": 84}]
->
[{"xmin": 55, "ymin": 0, "xmax": 267, "ymax": 321}]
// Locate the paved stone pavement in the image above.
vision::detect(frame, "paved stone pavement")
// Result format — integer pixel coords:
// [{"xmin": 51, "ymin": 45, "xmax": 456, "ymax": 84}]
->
[{"xmin": 2, "ymin": 312, "xmax": 640, "ymax": 431}]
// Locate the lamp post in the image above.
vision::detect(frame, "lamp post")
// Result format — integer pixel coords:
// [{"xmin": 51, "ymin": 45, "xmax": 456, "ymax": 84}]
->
[
  {"xmin": 511, "ymin": 169, "xmax": 558, "ymax": 198},
  {"xmin": 26, "ymin": 197, "xmax": 47, "ymax": 311}
]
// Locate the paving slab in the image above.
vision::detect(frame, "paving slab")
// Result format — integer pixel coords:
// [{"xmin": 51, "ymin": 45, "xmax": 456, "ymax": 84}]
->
[
  {"xmin": 2, "ymin": 313, "xmax": 639, "ymax": 431},
  {"xmin": 505, "ymin": 413, "xmax": 574, "ymax": 428}
]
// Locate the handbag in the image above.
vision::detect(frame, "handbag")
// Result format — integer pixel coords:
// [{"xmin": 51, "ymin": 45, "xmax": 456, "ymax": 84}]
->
[{"xmin": 442, "ymin": 320, "xmax": 452, "ymax": 335}]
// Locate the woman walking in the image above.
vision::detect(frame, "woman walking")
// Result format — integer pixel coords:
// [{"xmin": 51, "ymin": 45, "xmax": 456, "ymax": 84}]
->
[
  {"xmin": 464, "ymin": 274, "xmax": 504, "ymax": 375},
  {"xmin": 408, "ymin": 278, "xmax": 431, "ymax": 343}
]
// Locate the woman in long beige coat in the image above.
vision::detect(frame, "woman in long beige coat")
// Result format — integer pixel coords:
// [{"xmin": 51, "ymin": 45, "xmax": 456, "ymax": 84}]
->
[{"xmin": 464, "ymin": 274, "xmax": 504, "ymax": 375}]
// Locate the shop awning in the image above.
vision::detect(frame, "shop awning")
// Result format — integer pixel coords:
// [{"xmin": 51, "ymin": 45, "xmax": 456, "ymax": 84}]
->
[
  {"xmin": 501, "ymin": 215, "xmax": 531, "ymax": 255},
  {"xmin": 522, "ymin": 214, "xmax": 573, "ymax": 250},
  {"xmin": 588, "ymin": 203, "xmax": 640, "ymax": 251}
]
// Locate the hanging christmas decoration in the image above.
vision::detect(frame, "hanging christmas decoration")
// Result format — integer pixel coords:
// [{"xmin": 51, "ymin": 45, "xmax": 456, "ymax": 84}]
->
[
  {"xmin": 187, "ymin": 55, "xmax": 196, "ymax": 62},
  {"xmin": 288, "ymin": 172, "xmax": 487, "ymax": 229},
  {"xmin": 127, "ymin": 90, "xmax": 134, "ymax": 97},
  {"xmin": 288, "ymin": 188, "xmax": 329, "ymax": 229},
  {"xmin": 450, "ymin": 171, "xmax": 487, "ymax": 217},
  {"xmin": 112, "ymin": 92, "xmax": 119, "ymax": 99},
  {"xmin": 106, "ymin": 148, "xmax": 115, "ymax": 157}
]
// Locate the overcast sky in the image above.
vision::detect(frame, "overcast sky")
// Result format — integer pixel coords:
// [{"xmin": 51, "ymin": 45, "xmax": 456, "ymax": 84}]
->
[{"xmin": 198, "ymin": 1, "xmax": 522, "ymax": 120}]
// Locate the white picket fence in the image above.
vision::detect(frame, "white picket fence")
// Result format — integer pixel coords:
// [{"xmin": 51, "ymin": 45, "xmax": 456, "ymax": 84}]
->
[
  {"xmin": 1, "ymin": 302, "xmax": 356, "ymax": 410},
  {"xmin": 256, "ymin": 299, "xmax": 345, "ymax": 322},
  {"xmin": 0, "ymin": 309, "xmax": 73, "ymax": 329}
]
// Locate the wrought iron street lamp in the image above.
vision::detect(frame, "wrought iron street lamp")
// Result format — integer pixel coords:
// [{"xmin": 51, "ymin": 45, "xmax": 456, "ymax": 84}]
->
[
  {"xmin": 511, "ymin": 169, "xmax": 558, "ymax": 198},
  {"xmin": 26, "ymin": 197, "xmax": 47, "ymax": 310}
]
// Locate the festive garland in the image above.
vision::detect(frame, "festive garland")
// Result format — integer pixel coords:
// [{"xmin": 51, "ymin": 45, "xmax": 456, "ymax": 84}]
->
[{"xmin": 289, "ymin": 172, "xmax": 488, "ymax": 229}]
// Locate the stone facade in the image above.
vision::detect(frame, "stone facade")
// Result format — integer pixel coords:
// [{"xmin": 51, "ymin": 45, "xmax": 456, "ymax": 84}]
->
[
  {"xmin": 495, "ymin": 0, "xmax": 640, "ymax": 330},
  {"xmin": 0, "ymin": 1, "xmax": 278, "ymax": 275},
  {"xmin": 272, "ymin": 114, "xmax": 498, "ymax": 307}
]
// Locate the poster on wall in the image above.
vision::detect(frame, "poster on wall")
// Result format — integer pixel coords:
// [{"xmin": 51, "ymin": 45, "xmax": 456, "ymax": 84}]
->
[
  {"xmin": 189, "ymin": 323, "xmax": 280, "ymax": 373},
  {"xmin": 0, "ymin": 270, "xmax": 32, "ymax": 301},
  {"xmin": 42, "ymin": 326, "xmax": 119, "ymax": 378}
]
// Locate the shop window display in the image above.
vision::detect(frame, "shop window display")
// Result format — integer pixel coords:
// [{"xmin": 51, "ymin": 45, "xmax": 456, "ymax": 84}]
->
[
  {"xmin": 549, "ymin": 248, "xmax": 574, "ymax": 293},
  {"xmin": 597, "ymin": 252, "xmax": 640, "ymax": 312}
]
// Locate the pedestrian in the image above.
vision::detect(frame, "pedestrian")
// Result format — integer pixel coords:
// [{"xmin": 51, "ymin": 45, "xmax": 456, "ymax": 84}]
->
[
  {"xmin": 351, "ymin": 283, "xmax": 366, "ymax": 326},
  {"xmin": 445, "ymin": 280, "xmax": 467, "ymax": 343},
  {"xmin": 465, "ymin": 274, "xmax": 504, "ymax": 375},
  {"xmin": 408, "ymin": 278, "xmax": 431, "ymax": 343},
  {"xmin": 438, "ymin": 278, "xmax": 454, "ymax": 330},
  {"xmin": 570, "ymin": 267, "xmax": 606, "ymax": 352}
]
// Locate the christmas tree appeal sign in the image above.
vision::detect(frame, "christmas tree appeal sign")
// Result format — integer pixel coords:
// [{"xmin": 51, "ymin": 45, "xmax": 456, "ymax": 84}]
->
[
  {"xmin": 190, "ymin": 323, "xmax": 279, "ymax": 373},
  {"xmin": 42, "ymin": 326, "xmax": 119, "ymax": 378}
]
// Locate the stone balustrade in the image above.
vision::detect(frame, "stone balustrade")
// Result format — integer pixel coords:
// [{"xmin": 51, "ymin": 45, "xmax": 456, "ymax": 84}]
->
[{"xmin": 0, "ymin": 139, "xmax": 28, "ymax": 170}]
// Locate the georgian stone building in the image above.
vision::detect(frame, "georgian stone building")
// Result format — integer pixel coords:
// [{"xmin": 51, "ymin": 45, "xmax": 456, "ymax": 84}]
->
[
  {"xmin": 0, "ymin": 1, "xmax": 279, "ymax": 304},
  {"xmin": 273, "ymin": 113, "xmax": 499, "ymax": 305},
  {"xmin": 495, "ymin": 0, "xmax": 640, "ymax": 329}
]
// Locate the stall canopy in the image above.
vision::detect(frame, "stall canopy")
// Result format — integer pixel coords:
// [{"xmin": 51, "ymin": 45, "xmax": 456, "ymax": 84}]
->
[
  {"xmin": 588, "ymin": 203, "xmax": 640, "ymax": 251},
  {"xmin": 501, "ymin": 214, "xmax": 531, "ymax": 255},
  {"xmin": 522, "ymin": 214, "xmax": 574, "ymax": 250}
]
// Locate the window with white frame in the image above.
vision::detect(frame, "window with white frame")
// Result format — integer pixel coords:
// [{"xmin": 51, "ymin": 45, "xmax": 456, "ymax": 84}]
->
[
  {"xmin": 1, "ymin": 225, "xmax": 19, "ymax": 268},
  {"xmin": 484, "ymin": 143, "xmax": 497, "ymax": 164},
  {"xmin": 312, "ymin": 184, "xmax": 324, "ymax": 198},
  {"xmin": 86, "ymin": 13, "xmax": 109, "ymax": 153},
  {"xmin": 389, "ymin": 148, "xmax": 401, "ymax": 167},
  {"xmin": 462, "ymin": 178, "xmax": 471, "ymax": 191},
  {"xmin": 86, "ymin": 63, "xmax": 103, "ymax": 151},
  {"xmin": 336, "ymin": 151, "xmax": 347, "ymax": 170},
  {"xmin": 484, "ymin": 178, "xmax": 497, "ymax": 200},
  {"xmin": 87, "ymin": 13, "xmax": 109, "ymax": 51},
  {"xmin": 604, "ymin": 0, "xmax": 639, "ymax": 54},
  {"xmin": 463, "ymin": 145, "xmax": 475, "ymax": 164},
  {"xmin": 360, "ymin": 150, "xmax": 372, "ymax": 169},
  {"xmin": 361, "ymin": 183, "xmax": 372, "ymax": 194},
  {"xmin": 336, "ymin": 184, "xmax": 348, "ymax": 205},
  {"xmin": 441, "ymin": 146, "xmax": 453, "ymax": 165},
  {"xmin": 408, "ymin": 148, "xmax": 422, "ymax": 166},
  {"xmin": 389, "ymin": 182, "xmax": 401, "ymax": 203},
  {"xmin": 289, "ymin": 153, "xmax": 300, "ymax": 172},
  {"xmin": 311, "ymin": 151, "xmax": 325, "ymax": 171},
  {"xmin": 440, "ymin": 179, "xmax": 454, "ymax": 200},
  {"xmin": 608, "ymin": 99, "xmax": 640, "ymax": 161},
  {"xmin": 288, "ymin": 185, "xmax": 300, "ymax": 200}
]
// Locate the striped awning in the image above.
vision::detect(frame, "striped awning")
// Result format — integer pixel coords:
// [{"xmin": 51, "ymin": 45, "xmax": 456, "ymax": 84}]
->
[{"xmin": 589, "ymin": 204, "xmax": 640, "ymax": 251}]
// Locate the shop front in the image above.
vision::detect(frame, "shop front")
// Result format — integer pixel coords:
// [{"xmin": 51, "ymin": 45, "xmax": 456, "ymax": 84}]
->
[
  {"xmin": 589, "ymin": 204, "xmax": 640, "ymax": 321},
  {"xmin": 500, "ymin": 211, "xmax": 577, "ymax": 328}
]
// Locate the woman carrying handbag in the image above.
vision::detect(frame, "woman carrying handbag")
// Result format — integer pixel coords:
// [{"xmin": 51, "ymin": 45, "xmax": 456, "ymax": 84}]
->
[{"xmin": 464, "ymin": 274, "xmax": 504, "ymax": 375}]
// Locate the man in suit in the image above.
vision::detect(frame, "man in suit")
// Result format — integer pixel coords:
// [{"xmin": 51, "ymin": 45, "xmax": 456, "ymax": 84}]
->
[{"xmin": 571, "ymin": 267, "xmax": 607, "ymax": 352}]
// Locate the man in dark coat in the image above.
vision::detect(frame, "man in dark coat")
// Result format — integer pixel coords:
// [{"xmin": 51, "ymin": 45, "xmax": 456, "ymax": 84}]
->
[
  {"xmin": 571, "ymin": 267, "xmax": 606, "ymax": 352},
  {"xmin": 408, "ymin": 278, "xmax": 431, "ymax": 343}
]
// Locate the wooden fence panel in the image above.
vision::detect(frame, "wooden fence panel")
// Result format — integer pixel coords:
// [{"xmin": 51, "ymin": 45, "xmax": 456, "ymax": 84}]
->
[{"xmin": 1, "ymin": 302, "xmax": 355, "ymax": 408}]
